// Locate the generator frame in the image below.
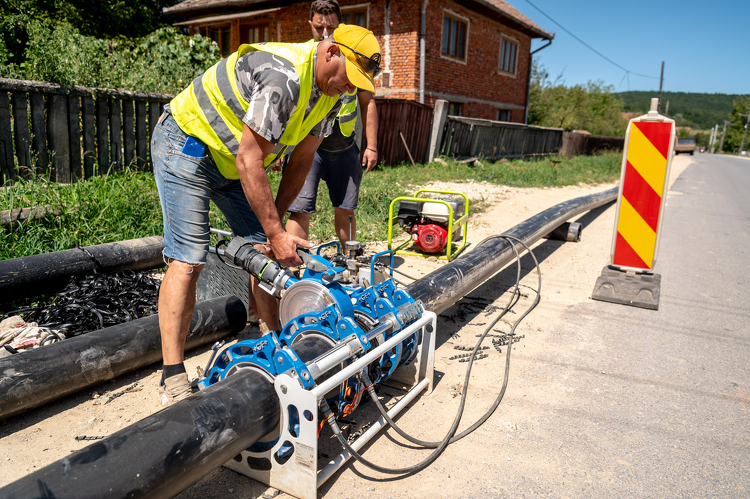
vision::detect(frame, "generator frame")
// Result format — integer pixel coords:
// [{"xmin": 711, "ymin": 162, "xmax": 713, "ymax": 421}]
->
[{"xmin": 387, "ymin": 189, "xmax": 470, "ymax": 261}]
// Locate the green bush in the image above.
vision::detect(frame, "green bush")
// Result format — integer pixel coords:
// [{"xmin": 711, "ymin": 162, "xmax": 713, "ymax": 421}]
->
[
  {"xmin": 2, "ymin": 20, "xmax": 221, "ymax": 95},
  {"xmin": 528, "ymin": 62, "xmax": 627, "ymax": 136}
]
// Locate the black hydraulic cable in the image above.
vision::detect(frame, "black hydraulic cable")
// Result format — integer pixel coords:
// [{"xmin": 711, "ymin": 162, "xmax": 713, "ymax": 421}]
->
[
  {"xmin": 354, "ymin": 235, "xmax": 541, "ymax": 453},
  {"xmin": 321, "ymin": 237, "xmax": 527, "ymax": 475}
]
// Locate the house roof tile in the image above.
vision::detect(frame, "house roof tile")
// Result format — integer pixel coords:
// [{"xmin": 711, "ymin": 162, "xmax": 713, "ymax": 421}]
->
[{"xmin": 165, "ymin": 0, "xmax": 554, "ymax": 40}]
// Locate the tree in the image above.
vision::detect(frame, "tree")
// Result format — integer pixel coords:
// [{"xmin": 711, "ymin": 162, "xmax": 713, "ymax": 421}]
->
[
  {"xmin": 0, "ymin": 0, "xmax": 181, "ymax": 67},
  {"xmin": 4, "ymin": 17, "xmax": 220, "ymax": 94},
  {"xmin": 528, "ymin": 62, "xmax": 627, "ymax": 136},
  {"xmin": 722, "ymin": 96, "xmax": 750, "ymax": 153}
]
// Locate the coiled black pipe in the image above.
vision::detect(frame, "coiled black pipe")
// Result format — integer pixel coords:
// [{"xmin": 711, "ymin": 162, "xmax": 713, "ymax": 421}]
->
[
  {"xmin": 0, "ymin": 295, "xmax": 246, "ymax": 421},
  {"xmin": 0, "ymin": 236, "xmax": 165, "ymax": 302},
  {"xmin": 0, "ymin": 187, "xmax": 618, "ymax": 498}
]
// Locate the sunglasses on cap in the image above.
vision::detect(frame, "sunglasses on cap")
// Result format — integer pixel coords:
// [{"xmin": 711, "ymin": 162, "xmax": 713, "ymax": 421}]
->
[{"xmin": 332, "ymin": 41, "xmax": 382, "ymax": 77}]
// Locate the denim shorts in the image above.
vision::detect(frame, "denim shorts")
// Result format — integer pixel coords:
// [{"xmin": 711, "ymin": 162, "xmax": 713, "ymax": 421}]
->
[
  {"xmin": 288, "ymin": 144, "xmax": 363, "ymax": 213},
  {"xmin": 151, "ymin": 112, "xmax": 265, "ymax": 265}
]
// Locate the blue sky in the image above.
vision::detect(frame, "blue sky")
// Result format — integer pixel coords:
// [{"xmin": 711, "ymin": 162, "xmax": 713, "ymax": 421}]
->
[{"xmin": 517, "ymin": 0, "xmax": 749, "ymax": 95}]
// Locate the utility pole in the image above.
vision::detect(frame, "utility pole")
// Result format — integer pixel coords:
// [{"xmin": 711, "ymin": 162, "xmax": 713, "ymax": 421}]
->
[
  {"xmin": 708, "ymin": 125, "xmax": 716, "ymax": 153},
  {"xmin": 665, "ymin": 100, "xmax": 669, "ymax": 117},
  {"xmin": 657, "ymin": 61, "xmax": 665, "ymax": 113},
  {"xmin": 739, "ymin": 110, "xmax": 750, "ymax": 156},
  {"xmin": 719, "ymin": 120, "xmax": 729, "ymax": 153}
]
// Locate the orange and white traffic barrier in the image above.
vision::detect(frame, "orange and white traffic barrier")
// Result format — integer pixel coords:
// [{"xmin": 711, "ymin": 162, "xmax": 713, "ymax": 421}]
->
[{"xmin": 611, "ymin": 98, "xmax": 675, "ymax": 272}]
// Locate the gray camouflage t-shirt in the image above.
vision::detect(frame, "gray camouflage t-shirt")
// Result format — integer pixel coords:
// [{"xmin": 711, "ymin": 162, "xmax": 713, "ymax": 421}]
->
[{"xmin": 234, "ymin": 49, "xmax": 341, "ymax": 148}]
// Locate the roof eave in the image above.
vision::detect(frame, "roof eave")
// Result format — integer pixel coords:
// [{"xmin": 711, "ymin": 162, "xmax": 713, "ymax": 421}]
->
[
  {"xmin": 466, "ymin": 0, "xmax": 554, "ymax": 40},
  {"xmin": 164, "ymin": 0, "xmax": 283, "ymax": 15}
]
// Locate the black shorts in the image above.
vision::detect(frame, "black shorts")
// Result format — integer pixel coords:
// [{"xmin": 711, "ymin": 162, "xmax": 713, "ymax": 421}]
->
[{"xmin": 288, "ymin": 144, "xmax": 363, "ymax": 213}]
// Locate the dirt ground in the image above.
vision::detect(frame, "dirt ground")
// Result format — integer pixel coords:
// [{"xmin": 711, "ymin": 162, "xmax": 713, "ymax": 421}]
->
[{"xmin": 0, "ymin": 155, "xmax": 693, "ymax": 498}]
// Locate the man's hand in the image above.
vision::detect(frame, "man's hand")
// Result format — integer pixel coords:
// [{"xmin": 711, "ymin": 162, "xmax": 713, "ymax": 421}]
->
[
  {"xmin": 362, "ymin": 147, "xmax": 378, "ymax": 172},
  {"xmin": 266, "ymin": 231, "xmax": 312, "ymax": 267}
]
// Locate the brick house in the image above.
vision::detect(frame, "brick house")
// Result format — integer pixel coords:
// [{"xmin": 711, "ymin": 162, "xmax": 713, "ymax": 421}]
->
[{"xmin": 164, "ymin": 0, "xmax": 553, "ymax": 123}]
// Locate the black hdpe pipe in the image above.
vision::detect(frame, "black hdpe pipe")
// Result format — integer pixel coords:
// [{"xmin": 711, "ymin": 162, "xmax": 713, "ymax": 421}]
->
[
  {"xmin": 0, "ymin": 236, "xmax": 165, "ymax": 302},
  {"xmin": 406, "ymin": 187, "xmax": 618, "ymax": 314},
  {"xmin": 0, "ymin": 188, "xmax": 618, "ymax": 498},
  {"xmin": 0, "ymin": 337, "xmax": 333, "ymax": 499},
  {"xmin": 0, "ymin": 295, "xmax": 246, "ymax": 421}
]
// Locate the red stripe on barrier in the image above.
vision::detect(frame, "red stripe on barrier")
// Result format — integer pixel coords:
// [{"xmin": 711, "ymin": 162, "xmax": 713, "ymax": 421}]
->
[
  {"xmin": 613, "ymin": 232, "xmax": 649, "ymax": 269},
  {"xmin": 633, "ymin": 122, "xmax": 671, "ymax": 159},
  {"xmin": 622, "ymin": 160, "xmax": 661, "ymax": 232}
]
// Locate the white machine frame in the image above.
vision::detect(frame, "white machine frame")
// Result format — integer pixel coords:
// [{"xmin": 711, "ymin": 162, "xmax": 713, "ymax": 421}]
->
[{"xmin": 223, "ymin": 311, "xmax": 437, "ymax": 499}]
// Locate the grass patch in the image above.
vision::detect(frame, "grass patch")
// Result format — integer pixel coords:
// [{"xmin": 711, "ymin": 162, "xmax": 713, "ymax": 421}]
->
[
  {"xmin": 1, "ymin": 169, "xmax": 163, "ymax": 260},
  {"xmin": 1, "ymin": 152, "xmax": 621, "ymax": 260}
]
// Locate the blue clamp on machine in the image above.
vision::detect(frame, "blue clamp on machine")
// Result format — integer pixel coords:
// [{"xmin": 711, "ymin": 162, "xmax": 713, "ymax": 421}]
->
[{"xmin": 198, "ymin": 236, "xmax": 436, "ymax": 499}]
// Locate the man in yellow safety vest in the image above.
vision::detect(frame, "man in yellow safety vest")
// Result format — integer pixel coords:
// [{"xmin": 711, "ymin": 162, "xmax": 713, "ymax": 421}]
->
[
  {"xmin": 150, "ymin": 23, "xmax": 382, "ymax": 405},
  {"xmin": 286, "ymin": 0, "xmax": 380, "ymax": 247}
]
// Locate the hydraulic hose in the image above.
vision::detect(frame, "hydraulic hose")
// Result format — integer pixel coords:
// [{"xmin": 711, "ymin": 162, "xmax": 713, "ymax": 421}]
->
[
  {"xmin": 364, "ymin": 236, "xmax": 541, "ymax": 449},
  {"xmin": 323, "ymin": 236, "xmax": 539, "ymax": 474}
]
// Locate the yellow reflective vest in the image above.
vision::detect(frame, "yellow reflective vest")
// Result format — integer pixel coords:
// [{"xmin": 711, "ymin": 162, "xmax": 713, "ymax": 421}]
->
[
  {"xmin": 337, "ymin": 90, "xmax": 357, "ymax": 137},
  {"xmin": 170, "ymin": 41, "xmax": 340, "ymax": 179}
]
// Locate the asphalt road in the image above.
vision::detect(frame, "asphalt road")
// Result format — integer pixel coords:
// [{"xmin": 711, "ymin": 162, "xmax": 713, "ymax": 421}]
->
[{"xmin": 500, "ymin": 153, "xmax": 750, "ymax": 498}]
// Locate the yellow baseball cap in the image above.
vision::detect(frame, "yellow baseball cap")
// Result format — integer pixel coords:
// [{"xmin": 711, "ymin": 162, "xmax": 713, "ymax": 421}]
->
[{"xmin": 331, "ymin": 24, "xmax": 381, "ymax": 93}]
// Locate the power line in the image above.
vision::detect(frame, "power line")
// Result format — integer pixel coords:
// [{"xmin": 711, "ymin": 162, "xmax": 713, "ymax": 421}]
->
[{"xmin": 523, "ymin": 0, "xmax": 659, "ymax": 80}]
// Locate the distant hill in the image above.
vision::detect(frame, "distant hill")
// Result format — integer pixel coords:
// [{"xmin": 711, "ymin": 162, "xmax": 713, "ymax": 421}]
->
[{"xmin": 615, "ymin": 91, "xmax": 745, "ymax": 130}]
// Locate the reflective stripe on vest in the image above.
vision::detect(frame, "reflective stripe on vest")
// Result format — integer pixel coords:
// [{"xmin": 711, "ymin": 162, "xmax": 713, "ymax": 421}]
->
[
  {"xmin": 169, "ymin": 41, "xmax": 339, "ymax": 179},
  {"xmin": 337, "ymin": 91, "xmax": 358, "ymax": 137}
]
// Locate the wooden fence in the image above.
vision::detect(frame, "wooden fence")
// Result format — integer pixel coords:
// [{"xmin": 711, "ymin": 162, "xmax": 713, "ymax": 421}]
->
[
  {"xmin": 438, "ymin": 116, "xmax": 563, "ymax": 159},
  {"xmin": 0, "ymin": 78, "xmax": 171, "ymax": 184},
  {"xmin": 561, "ymin": 131, "xmax": 624, "ymax": 158},
  {"xmin": 361, "ymin": 98, "xmax": 433, "ymax": 167}
]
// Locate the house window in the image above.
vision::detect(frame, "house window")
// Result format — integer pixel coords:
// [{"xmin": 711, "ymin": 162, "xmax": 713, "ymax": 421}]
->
[
  {"xmin": 240, "ymin": 22, "xmax": 270, "ymax": 44},
  {"xmin": 497, "ymin": 109, "xmax": 510, "ymax": 122},
  {"xmin": 341, "ymin": 7, "xmax": 367, "ymax": 27},
  {"xmin": 442, "ymin": 13, "xmax": 467, "ymax": 61},
  {"xmin": 199, "ymin": 24, "xmax": 231, "ymax": 56},
  {"xmin": 447, "ymin": 102, "xmax": 462, "ymax": 116},
  {"xmin": 499, "ymin": 38, "xmax": 518, "ymax": 74}
]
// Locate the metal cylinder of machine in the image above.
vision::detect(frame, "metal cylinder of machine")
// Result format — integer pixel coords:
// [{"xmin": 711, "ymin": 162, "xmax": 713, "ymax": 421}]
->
[
  {"xmin": 0, "ymin": 296, "xmax": 247, "ymax": 421},
  {"xmin": 0, "ymin": 236, "xmax": 165, "ymax": 302},
  {"xmin": 0, "ymin": 335, "xmax": 333, "ymax": 499},
  {"xmin": 406, "ymin": 187, "xmax": 617, "ymax": 314}
]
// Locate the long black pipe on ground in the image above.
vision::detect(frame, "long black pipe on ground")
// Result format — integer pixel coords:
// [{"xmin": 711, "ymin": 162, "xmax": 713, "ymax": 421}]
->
[
  {"xmin": 0, "ymin": 337, "xmax": 333, "ymax": 499},
  {"xmin": 0, "ymin": 188, "xmax": 618, "ymax": 499},
  {"xmin": 0, "ymin": 236, "xmax": 165, "ymax": 302},
  {"xmin": 0, "ymin": 295, "xmax": 246, "ymax": 421},
  {"xmin": 407, "ymin": 187, "xmax": 618, "ymax": 314}
]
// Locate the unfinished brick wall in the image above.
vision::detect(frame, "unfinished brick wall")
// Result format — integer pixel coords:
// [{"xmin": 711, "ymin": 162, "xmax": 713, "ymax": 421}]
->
[{"xmin": 422, "ymin": 0, "xmax": 531, "ymax": 122}]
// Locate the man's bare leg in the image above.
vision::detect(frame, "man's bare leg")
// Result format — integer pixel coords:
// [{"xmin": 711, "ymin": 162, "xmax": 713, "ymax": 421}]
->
[
  {"xmin": 286, "ymin": 211, "xmax": 311, "ymax": 239},
  {"xmin": 252, "ymin": 277, "xmax": 280, "ymax": 330},
  {"xmin": 159, "ymin": 260, "xmax": 203, "ymax": 364},
  {"xmin": 335, "ymin": 207, "xmax": 355, "ymax": 245},
  {"xmin": 157, "ymin": 259, "xmax": 202, "ymax": 404}
]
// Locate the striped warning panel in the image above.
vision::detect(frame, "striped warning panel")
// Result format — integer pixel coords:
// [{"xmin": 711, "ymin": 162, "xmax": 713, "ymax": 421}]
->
[{"xmin": 613, "ymin": 121, "xmax": 672, "ymax": 270}]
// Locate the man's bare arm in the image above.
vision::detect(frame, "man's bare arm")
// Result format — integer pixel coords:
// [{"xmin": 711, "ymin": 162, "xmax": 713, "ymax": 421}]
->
[
  {"xmin": 236, "ymin": 124, "xmax": 309, "ymax": 266},
  {"xmin": 275, "ymin": 133, "xmax": 324, "ymax": 218},
  {"xmin": 358, "ymin": 90, "xmax": 379, "ymax": 172}
]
